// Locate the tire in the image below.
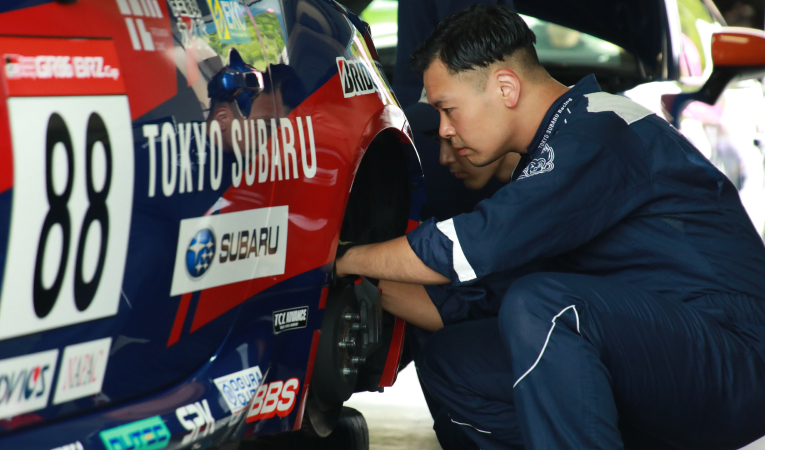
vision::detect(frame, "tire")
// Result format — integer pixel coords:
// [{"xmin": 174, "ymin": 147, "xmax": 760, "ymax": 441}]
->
[
  {"xmin": 240, "ymin": 407, "xmax": 369, "ymax": 450},
  {"xmin": 324, "ymin": 407, "xmax": 369, "ymax": 450}
]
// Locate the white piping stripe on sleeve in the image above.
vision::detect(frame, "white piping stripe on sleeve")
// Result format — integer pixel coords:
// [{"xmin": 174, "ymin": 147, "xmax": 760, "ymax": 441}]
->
[
  {"xmin": 450, "ymin": 418, "xmax": 492, "ymax": 434},
  {"xmin": 513, "ymin": 305, "xmax": 581, "ymax": 388},
  {"xmin": 436, "ymin": 219, "xmax": 477, "ymax": 282}
]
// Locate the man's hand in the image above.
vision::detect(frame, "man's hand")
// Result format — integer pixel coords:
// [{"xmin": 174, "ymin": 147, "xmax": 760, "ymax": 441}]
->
[{"xmin": 336, "ymin": 236, "xmax": 451, "ymax": 285}]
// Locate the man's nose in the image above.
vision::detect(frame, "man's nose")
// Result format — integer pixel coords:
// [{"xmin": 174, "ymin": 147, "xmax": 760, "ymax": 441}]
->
[{"xmin": 439, "ymin": 113, "xmax": 455, "ymax": 140}]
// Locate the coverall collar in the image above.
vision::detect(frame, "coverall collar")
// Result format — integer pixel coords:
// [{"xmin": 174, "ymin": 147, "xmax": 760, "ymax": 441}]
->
[{"xmin": 512, "ymin": 74, "xmax": 602, "ymax": 181}]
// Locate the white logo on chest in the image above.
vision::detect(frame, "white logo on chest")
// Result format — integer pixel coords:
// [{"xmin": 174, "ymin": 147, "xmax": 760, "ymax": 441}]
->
[{"xmin": 518, "ymin": 144, "xmax": 555, "ymax": 180}]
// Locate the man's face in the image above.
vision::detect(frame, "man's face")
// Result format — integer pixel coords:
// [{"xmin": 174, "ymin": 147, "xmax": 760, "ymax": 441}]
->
[
  {"xmin": 424, "ymin": 59, "xmax": 510, "ymax": 167},
  {"xmin": 438, "ymin": 135, "xmax": 501, "ymax": 190}
]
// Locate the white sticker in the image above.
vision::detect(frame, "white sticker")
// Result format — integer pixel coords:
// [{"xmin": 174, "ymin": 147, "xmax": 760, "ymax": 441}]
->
[
  {"xmin": 53, "ymin": 337, "xmax": 112, "ymax": 404},
  {"xmin": 0, "ymin": 349, "xmax": 59, "ymax": 419},
  {"xmin": 169, "ymin": 206, "xmax": 288, "ymax": 296},
  {"xmin": 176, "ymin": 399, "xmax": 215, "ymax": 445},
  {"xmin": 0, "ymin": 96, "xmax": 134, "ymax": 340},
  {"xmin": 213, "ymin": 366, "xmax": 263, "ymax": 414}
]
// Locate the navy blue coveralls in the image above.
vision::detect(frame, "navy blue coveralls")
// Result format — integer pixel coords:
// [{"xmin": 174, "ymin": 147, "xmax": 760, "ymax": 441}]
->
[{"xmin": 406, "ymin": 75, "xmax": 765, "ymax": 450}]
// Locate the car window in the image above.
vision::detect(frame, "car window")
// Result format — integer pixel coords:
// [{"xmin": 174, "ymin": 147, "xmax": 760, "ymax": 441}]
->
[
  {"xmin": 359, "ymin": 1, "xmax": 637, "ymax": 74},
  {"xmin": 519, "ymin": 15, "xmax": 637, "ymax": 73}
]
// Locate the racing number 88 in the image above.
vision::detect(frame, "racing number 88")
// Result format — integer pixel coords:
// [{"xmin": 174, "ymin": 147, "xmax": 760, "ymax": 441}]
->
[{"xmin": 33, "ymin": 112, "xmax": 112, "ymax": 318}]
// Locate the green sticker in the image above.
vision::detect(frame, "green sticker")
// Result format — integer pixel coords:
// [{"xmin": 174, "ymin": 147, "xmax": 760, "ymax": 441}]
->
[{"xmin": 100, "ymin": 416, "xmax": 171, "ymax": 450}]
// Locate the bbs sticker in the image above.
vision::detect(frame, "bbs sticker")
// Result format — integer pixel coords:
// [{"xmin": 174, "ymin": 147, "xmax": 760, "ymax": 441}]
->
[{"xmin": 0, "ymin": 96, "xmax": 134, "ymax": 340}]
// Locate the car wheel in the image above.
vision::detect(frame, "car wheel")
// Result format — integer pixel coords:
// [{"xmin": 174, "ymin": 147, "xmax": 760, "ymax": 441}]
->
[
  {"xmin": 303, "ymin": 383, "xmax": 344, "ymax": 437},
  {"xmin": 239, "ymin": 407, "xmax": 369, "ymax": 450},
  {"xmin": 322, "ymin": 407, "xmax": 369, "ymax": 450}
]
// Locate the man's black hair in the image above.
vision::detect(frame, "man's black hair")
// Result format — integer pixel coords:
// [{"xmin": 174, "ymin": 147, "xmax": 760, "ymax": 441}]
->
[{"xmin": 410, "ymin": 4, "xmax": 539, "ymax": 76}]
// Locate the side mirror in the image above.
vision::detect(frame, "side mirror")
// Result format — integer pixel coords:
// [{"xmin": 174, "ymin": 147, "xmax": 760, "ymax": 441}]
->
[{"xmin": 662, "ymin": 28, "xmax": 765, "ymax": 126}]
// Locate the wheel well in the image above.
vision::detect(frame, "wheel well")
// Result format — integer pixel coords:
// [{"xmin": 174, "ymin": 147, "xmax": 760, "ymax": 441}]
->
[{"xmin": 339, "ymin": 129, "xmax": 411, "ymax": 247}]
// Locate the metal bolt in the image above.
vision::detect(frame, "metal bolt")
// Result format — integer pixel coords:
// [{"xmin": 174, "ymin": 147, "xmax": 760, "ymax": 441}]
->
[
  {"xmin": 351, "ymin": 356, "xmax": 366, "ymax": 365},
  {"xmin": 343, "ymin": 313, "xmax": 360, "ymax": 322},
  {"xmin": 350, "ymin": 323, "xmax": 365, "ymax": 331},
  {"xmin": 338, "ymin": 339, "xmax": 356, "ymax": 349},
  {"xmin": 342, "ymin": 367, "xmax": 358, "ymax": 376}
]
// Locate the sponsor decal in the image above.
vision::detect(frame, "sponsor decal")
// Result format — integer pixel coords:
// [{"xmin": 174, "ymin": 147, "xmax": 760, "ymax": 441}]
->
[
  {"xmin": 245, "ymin": 378, "xmax": 300, "ymax": 423},
  {"xmin": 206, "ymin": 0, "xmax": 252, "ymax": 44},
  {"xmin": 99, "ymin": 416, "xmax": 170, "ymax": 450},
  {"xmin": 142, "ymin": 116, "xmax": 318, "ymax": 198},
  {"xmin": 273, "ymin": 306, "xmax": 308, "ymax": 334},
  {"xmin": 0, "ymin": 38, "xmax": 125, "ymax": 97},
  {"xmin": 186, "ymin": 229, "xmax": 216, "ymax": 278},
  {"xmin": 213, "ymin": 366, "xmax": 263, "ymax": 414},
  {"xmin": 0, "ymin": 350, "xmax": 59, "ymax": 419},
  {"xmin": 336, "ymin": 57, "xmax": 377, "ymax": 98},
  {"xmin": 114, "ymin": 0, "xmax": 166, "ymax": 52},
  {"xmin": 176, "ymin": 399, "xmax": 215, "ymax": 446},
  {"xmin": 0, "ymin": 95, "xmax": 134, "ymax": 341},
  {"xmin": 53, "ymin": 337, "xmax": 112, "ymax": 404},
  {"xmin": 170, "ymin": 206, "xmax": 288, "ymax": 296},
  {"xmin": 52, "ymin": 442, "xmax": 84, "ymax": 450},
  {"xmin": 4, "ymin": 54, "xmax": 120, "ymax": 81}
]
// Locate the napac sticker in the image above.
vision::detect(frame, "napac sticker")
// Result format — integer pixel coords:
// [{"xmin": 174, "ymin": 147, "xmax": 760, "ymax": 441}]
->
[
  {"xmin": 0, "ymin": 350, "xmax": 59, "ymax": 419},
  {"xmin": 53, "ymin": 337, "xmax": 112, "ymax": 404},
  {"xmin": 0, "ymin": 37, "xmax": 134, "ymax": 341}
]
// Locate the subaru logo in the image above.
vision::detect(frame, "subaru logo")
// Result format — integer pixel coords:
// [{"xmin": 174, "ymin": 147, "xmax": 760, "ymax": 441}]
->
[{"xmin": 186, "ymin": 228, "xmax": 216, "ymax": 278}]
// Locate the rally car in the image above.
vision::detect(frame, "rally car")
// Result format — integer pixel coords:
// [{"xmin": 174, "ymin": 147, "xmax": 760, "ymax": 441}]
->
[{"xmin": 0, "ymin": 0, "xmax": 423, "ymax": 448}]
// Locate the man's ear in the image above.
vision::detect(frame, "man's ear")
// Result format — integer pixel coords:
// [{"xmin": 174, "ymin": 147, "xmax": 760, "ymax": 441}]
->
[{"xmin": 495, "ymin": 68, "xmax": 520, "ymax": 108}]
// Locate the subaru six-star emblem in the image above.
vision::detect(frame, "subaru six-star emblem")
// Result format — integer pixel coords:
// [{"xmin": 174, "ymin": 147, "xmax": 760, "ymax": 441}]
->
[{"xmin": 186, "ymin": 228, "xmax": 216, "ymax": 278}]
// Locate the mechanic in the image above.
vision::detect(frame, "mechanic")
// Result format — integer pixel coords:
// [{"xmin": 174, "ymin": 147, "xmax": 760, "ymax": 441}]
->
[
  {"xmin": 337, "ymin": 5, "xmax": 765, "ymax": 449},
  {"xmin": 383, "ymin": 90, "xmax": 519, "ymax": 333}
]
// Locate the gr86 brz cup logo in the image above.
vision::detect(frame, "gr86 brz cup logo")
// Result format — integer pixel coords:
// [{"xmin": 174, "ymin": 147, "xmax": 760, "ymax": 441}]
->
[{"xmin": 186, "ymin": 228, "xmax": 216, "ymax": 278}]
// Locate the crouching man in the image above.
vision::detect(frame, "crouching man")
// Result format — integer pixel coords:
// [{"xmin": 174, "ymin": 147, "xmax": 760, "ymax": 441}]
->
[{"xmin": 338, "ymin": 5, "xmax": 764, "ymax": 449}]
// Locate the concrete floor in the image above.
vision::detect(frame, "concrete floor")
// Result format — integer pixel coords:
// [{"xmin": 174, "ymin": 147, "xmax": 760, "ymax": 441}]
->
[
  {"xmin": 345, "ymin": 362, "xmax": 442, "ymax": 450},
  {"xmin": 345, "ymin": 362, "xmax": 766, "ymax": 450}
]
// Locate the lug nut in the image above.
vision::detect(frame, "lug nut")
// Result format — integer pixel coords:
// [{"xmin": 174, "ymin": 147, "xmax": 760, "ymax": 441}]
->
[
  {"xmin": 338, "ymin": 339, "xmax": 356, "ymax": 349},
  {"xmin": 343, "ymin": 313, "xmax": 360, "ymax": 322},
  {"xmin": 351, "ymin": 356, "xmax": 366, "ymax": 365},
  {"xmin": 350, "ymin": 323, "xmax": 365, "ymax": 331},
  {"xmin": 342, "ymin": 368, "xmax": 358, "ymax": 376}
]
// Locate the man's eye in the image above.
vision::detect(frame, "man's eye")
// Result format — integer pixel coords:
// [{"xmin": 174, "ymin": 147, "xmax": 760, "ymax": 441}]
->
[{"xmin": 443, "ymin": 108, "xmax": 452, "ymax": 114}]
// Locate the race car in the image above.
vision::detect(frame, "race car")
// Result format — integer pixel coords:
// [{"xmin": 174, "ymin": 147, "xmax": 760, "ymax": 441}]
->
[{"xmin": 0, "ymin": 0, "xmax": 423, "ymax": 448}]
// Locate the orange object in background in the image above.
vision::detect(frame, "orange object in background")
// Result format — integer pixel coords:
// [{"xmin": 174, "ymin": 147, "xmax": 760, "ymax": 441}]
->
[{"xmin": 712, "ymin": 28, "xmax": 765, "ymax": 67}]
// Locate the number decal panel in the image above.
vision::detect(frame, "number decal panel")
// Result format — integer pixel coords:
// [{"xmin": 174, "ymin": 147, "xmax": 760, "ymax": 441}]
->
[{"xmin": 0, "ymin": 96, "xmax": 134, "ymax": 340}]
